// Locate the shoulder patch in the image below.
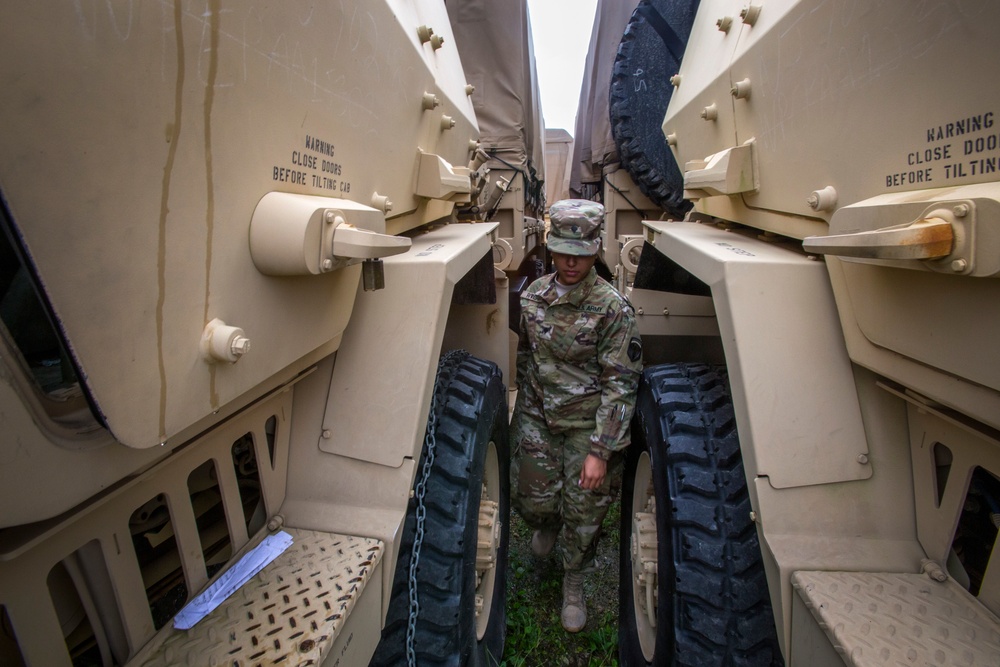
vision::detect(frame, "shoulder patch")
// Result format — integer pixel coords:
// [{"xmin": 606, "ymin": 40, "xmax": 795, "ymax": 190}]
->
[{"xmin": 627, "ymin": 337, "xmax": 642, "ymax": 363}]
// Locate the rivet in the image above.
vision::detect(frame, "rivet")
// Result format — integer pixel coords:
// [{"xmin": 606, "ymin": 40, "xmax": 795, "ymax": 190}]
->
[
  {"xmin": 421, "ymin": 92, "xmax": 440, "ymax": 110},
  {"xmin": 857, "ymin": 453, "xmax": 869, "ymax": 465},
  {"xmin": 807, "ymin": 186, "xmax": 838, "ymax": 211},
  {"xmin": 669, "ymin": 74, "xmax": 682, "ymax": 87},
  {"xmin": 465, "ymin": 84, "xmax": 476, "ymax": 96},
  {"xmin": 717, "ymin": 16, "xmax": 733, "ymax": 32},
  {"xmin": 740, "ymin": 4, "xmax": 762, "ymax": 26},
  {"xmin": 322, "ymin": 429, "xmax": 332, "ymax": 439},
  {"xmin": 666, "ymin": 132, "xmax": 678, "ymax": 147},
  {"xmin": 749, "ymin": 511, "xmax": 757, "ymax": 522},
  {"xmin": 441, "ymin": 115, "xmax": 456, "ymax": 130},
  {"xmin": 731, "ymin": 78, "xmax": 752, "ymax": 99},
  {"xmin": 700, "ymin": 103, "xmax": 718, "ymax": 121},
  {"xmin": 372, "ymin": 192, "xmax": 393, "ymax": 213}
]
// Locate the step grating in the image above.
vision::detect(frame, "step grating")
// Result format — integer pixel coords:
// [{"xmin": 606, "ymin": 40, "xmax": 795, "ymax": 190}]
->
[
  {"xmin": 793, "ymin": 570, "xmax": 1000, "ymax": 666},
  {"xmin": 128, "ymin": 528, "xmax": 383, "ymax": 666}
]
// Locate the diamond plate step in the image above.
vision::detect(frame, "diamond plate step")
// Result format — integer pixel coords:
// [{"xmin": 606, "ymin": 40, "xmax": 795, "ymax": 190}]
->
[
  {"xmin": 793, "ymin": 570, "xmax": 1000, "ymax": 666},
  {"xmin": 128, "ymin": 528, "xmax": 384, "ymax": 666}
]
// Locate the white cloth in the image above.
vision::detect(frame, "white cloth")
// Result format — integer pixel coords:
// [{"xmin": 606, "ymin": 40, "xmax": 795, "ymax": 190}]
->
[{"xmin": 173, "ymin": 531, "xmax": 294, "ymax": 630}]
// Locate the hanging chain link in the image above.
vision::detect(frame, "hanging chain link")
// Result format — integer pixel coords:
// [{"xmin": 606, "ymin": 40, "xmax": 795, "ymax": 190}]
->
[{"xmin": 406, "ymin": 350, "xmax": 464, "ymax": 667}]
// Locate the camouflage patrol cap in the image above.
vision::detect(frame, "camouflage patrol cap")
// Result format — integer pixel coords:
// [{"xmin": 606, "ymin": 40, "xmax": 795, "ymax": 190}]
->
[{"xmin": 547, "ymin": 199, "xmax": 604, "ymax": 256}]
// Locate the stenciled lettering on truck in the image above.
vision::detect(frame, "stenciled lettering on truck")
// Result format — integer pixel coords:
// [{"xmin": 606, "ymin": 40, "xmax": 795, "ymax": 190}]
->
[{"xmin": 886, "ymin": 110, "xmax": 999, "ymax": 187}]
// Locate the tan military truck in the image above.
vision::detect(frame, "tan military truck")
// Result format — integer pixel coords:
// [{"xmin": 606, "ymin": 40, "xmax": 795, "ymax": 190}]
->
[
  {"xmin": 598, "ymin": 0, "xmax": 1000, "ymax": 665},
  {"xmin": 0, "ymin": 1, "xmax": 543, "ymax": 665},
  {"xmin": 449, "ymin": 0, "xmax": 547, "ymax": 282}
]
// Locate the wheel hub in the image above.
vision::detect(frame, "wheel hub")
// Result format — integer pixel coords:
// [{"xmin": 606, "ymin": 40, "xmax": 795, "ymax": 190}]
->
[
  {"xmin": 631, "ymin": 508, "xmax": 658, "ymax": 629},
  {"xmin": 475, "ymin": 440, "xmax": 502, "ymax": 640},
  {"xmin": 630, "ymin": 451, "xmax": 658, "ymax": 661},
  {"xmin": 475, "ymin": 494, "xmax": 500, "ymax": 618}
]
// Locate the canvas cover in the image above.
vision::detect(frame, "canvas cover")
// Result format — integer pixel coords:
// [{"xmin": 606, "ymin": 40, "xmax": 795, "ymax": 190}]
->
[
  {"xmin": 449, "ymin": 0, "xmax": 546, "ymax": 186},
  {"xmin": 544, "ymin": 128, "xmax": 574, "ymax": 205},
  {"xmin": 570, "ymin": 0, "xmax": 641, "ymax": 195}
]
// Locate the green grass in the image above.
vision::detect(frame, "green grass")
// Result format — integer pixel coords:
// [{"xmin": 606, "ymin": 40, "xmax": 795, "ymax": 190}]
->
[{"xmin": 501, "ymin": 501, "xmax": 621, "ymax": 667}]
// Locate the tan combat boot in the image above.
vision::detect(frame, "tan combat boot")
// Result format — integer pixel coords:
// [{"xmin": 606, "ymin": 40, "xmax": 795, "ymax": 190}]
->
[
  {"xmin": 561, "ymin": 570, "xmax": 587, "ymax": 632},
  {"xmin": 530, "ymin": 528, "xmax": 557, "ymax": 557}
]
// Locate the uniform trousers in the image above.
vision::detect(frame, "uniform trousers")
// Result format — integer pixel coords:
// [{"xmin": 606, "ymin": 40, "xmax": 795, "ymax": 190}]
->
[{"xmin": 510, "ymin": 407, "xmax": 619, "ymax": 572}]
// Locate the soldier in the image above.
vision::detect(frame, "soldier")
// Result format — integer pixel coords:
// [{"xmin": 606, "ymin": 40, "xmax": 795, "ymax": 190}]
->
[{"xmin": 511, "ymin": 199, "xmax": 642, "ymax": 632}]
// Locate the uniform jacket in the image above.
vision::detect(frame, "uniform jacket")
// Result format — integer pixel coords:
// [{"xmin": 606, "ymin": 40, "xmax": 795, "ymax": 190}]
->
[{"xmin": 515, "ymin": 268, "xmax": 642, "ymax": 459}]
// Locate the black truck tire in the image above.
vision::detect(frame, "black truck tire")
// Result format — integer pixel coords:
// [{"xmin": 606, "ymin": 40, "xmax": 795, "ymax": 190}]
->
[
  {"xmin": 371, "ymin": 351, "xmax": 510, "ymax": 667},
  {"xmin": 619, "ymin": 363, "xmax": 783, "ymax": 666},
  {"xmin": 610, "ymin": 0, "xmax": 700, "ymax": 216}
]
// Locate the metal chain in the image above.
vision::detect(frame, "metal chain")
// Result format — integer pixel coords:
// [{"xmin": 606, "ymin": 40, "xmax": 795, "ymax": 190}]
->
[{"xmin": 406, "ymin": 350, "xmax": 464, "ymax": 667}]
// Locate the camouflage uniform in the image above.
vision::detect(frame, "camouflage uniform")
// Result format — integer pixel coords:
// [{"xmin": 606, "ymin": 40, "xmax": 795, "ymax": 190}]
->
[{"xmin": 511, "ymin": 265, "xmax": 642, "ymax": 572}]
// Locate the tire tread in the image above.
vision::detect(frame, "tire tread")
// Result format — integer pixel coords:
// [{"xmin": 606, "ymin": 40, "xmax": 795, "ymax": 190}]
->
[
  {"xmin": 371, "ymin": 352, "xmax": 509, "ymax": 667},
  {"xmin": 619, "ymin": 363, "xmax": 783, "ymax": 666}
]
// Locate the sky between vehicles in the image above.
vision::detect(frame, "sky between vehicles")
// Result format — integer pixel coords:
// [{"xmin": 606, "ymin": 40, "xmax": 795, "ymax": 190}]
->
[{"xmin": 526, "ymin": 0, "xmax": 599, "ymax": 136}]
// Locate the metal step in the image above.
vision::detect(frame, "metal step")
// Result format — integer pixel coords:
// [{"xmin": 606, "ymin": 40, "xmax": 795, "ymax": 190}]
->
[
  {"xmin": 128, "ymin": 528, "xmax": 384, "ymax": 666},
  {"xmin": 792, "ymin": 570, "xmax": 1000, "ymax": 666}
]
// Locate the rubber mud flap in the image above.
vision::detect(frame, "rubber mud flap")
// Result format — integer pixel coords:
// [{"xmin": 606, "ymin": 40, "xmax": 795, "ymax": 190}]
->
[{"xmin": 610, "ymin": 0, "xmax": 699, "ymax": 216}]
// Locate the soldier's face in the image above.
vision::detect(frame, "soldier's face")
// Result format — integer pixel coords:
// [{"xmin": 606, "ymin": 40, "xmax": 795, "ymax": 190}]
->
[{"xmin": 552, "ymin": 252, "xmax": 597, "ymax": 285}]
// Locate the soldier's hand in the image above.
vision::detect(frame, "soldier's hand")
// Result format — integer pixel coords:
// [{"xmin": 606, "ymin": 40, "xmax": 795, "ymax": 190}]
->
[{"xmin": 579, "ymin": 454, "xmax": 607, "ymax": 490}]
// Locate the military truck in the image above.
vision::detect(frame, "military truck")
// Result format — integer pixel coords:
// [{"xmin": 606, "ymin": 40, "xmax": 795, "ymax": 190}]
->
[
  {"xmin": 586, "ymin": 0, "xmax": 1000, "ymax": 665},
  {"xmin": 449, "ymin": 0, "xmax": 547, "ymax": 283},
  {"xmin": 0, "ymin": 1, "xmax": 543, "ymax": 665}
]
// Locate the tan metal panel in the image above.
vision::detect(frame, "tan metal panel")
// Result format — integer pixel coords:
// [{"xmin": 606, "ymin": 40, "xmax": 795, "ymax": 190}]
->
[
  {"xmin": 319, "ymin": 223, "xmax": 498, "ymax": 468},
  {"xmin": 668, "ymin": 1, "xmax": 1000, "ymax": 238},
  {"xmin": 646, "ymin": 220, "xmax": 870, "ymax": 488},
  {"xmin": 0, "ymin": 1, "xmax": 477, "ymax": 449}
]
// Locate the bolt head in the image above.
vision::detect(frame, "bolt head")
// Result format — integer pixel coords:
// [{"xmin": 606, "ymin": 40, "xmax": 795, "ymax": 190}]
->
[
  {"xmin": 951, "ymin": 258, "xmax": 968, "ymax": 272},
  {"xmin": 230, "ymin": 336, "xmax": 251, "ymax": 357},
  {"xmin": 953, "ymin": 203, "xmax": 970, "ymax": 217}
]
